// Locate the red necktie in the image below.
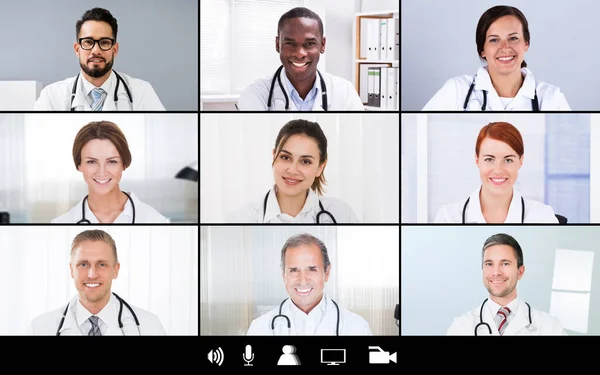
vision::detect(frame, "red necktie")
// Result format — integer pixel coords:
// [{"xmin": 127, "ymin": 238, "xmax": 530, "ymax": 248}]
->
[{"xmin": 495, "ymin": 306, "xmax": 511, "ymax": 336}]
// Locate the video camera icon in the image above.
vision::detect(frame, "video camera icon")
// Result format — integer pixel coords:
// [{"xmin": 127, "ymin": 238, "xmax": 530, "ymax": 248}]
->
[{"xmin": 368, "ymin": 346, "xmax": 397, "ymax": 364}]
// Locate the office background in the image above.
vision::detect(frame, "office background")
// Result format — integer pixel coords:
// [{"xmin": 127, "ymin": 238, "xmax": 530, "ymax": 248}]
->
[
  {"xmin": 0, "ymin": 226, "xmax": 198, "ymax": 335},
  {"xmin": 200, "ymin": 0, "xmax": 399, "ymax": 110},
  {"xmin": 200, "ymin": 113, "xmax": 400, "ymax": 223},
  {"xmin": 200, "ymin": 225, "xmax": 399, "ymax": 335},
  {"xmin": 0, "ymin": 113, "xmax": 198, "ymax": 223},
  {"xmin": 0, "ymin": 0, "xmax": 198, "ymax": 111},
  {"xmin": 401, "ymin": 225, "xmax": 600, "ymax": 335},
  {"xmin": 401, "ymin": 113, "xmax": 595, "ymax": 223},
  {"xmin": 401, "ymin": 0, "xmax": 600, "ymax": 110}
]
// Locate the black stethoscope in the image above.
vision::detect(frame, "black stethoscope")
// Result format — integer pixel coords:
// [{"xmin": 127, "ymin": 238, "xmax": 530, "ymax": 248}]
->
[
  {"xmin": 271, "ymin": 297, "xmax": 340, "ymax": 335},
  {"xmin": 70, "ymin": 69, "xmax": 133, "ymax": 111},
  {"xmin": 463, "ymin": 76, "xmax": 539, "ymax": 111},
  {"xmin": 263, "ymin": 190, "xmax": 336, "ymax": 223},
  {"xmin": 462, "ymin": 196, "xmax": 524, "ymax": 224},
  {"xmin": 267, "ymin": 65, "xmax": 328, "ymax": 111},
  {"xmin": 474, "ymin": 297, "xmax": 532, "ymax": 335},
  {"xmin": 77, "ymin": 191, "xmax": 136, "ymax": 224},
  {"xmin": 56, "ymin": 292, "xmax": 141, "ymax": 336}
]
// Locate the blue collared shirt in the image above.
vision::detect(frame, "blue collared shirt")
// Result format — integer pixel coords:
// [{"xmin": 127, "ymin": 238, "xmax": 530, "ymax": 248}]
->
[{"xmin": 283, "ymin": 71, "xmax": 319, "ymax": 111}]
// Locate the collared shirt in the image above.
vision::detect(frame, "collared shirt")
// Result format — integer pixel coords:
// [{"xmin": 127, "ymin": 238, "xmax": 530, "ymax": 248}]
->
[
  {"xmin": 226, "ymin": 185, "xmax": 359, "ymax": 223},
  {"xmin": 283, "ymin": 71, "xmax": 320, "ymax": 111},
  {"xmin": 423, "ymin": 65, "xmax": 571, "ymax": 110},
  {"xmin": 486, "ymin": 297, "xmax": 520, "ymax": 332},
  {"xmin": 80, "ymin": 70, "xmax": 116, "ymax": 108},
  {"xmin": 433, "ymin": 186, "xmax": 559, "ymax": 223},
  {"xmin": 289, "ymin": 296, "xmax": 328, "ymax": 335},
  {"xmin": 75, "ymin": 294, "xmax": 120, "ymax": 335}
]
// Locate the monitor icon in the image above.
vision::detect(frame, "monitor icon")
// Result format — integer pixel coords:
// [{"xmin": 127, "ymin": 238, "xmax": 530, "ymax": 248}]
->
[{"xmin": 321, "ymin": 348, "xmax": 346, "ymax": 365}]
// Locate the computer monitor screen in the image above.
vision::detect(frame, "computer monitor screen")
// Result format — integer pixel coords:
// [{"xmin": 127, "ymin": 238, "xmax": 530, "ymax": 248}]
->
[{"xmin": 321, "ymin": 349, "xmax": 346, "ymax": 365}]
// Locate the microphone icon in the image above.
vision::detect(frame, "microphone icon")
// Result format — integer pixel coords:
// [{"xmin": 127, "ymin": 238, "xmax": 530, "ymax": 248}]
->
[{"xmin": 243, "ymin": 345, "xmax": 254, "ymax": 366}]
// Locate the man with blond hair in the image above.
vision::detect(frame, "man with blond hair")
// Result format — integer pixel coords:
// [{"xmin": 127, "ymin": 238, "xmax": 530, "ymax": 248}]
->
[{"xmin": 29, "ymin": 229, "xmax": 165, "ymax": 335}]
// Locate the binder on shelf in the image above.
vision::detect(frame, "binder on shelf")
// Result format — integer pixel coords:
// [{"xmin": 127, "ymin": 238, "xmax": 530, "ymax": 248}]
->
[
  {"xmin": 360, "ymin": 63, "xmax": 389, "ymax": 103},
  {"xmin": 386, "ymin": 17, "xmax": 400, "ymax": 61},
  {"xmin": 373, "ymin": 67, "xmax": 381, "ymax": 107},
  {"xmin": 367, "ymin": 18, "xmax": 380, "ymax": 61},
  {"xmin": 380, "ymin": 19, "xmax": 387, "ymax": 62},
  {"xmin": 368, "ymin": 67, "xmax": 374, "ymax": 106},
  {"xmin": 387, "ymin": 67, "xmax": 398, "ymax": 110},
  {"xmin": 380, "ymin": 67, "xmax": 388, "ymax": 109}
]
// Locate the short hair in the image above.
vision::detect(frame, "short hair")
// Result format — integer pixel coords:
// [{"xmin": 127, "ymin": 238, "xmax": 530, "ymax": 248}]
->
[
  {"xmin": 475, "ymin": 122, "xmax": 524, "ymax": 158},
  {"xmin": 277, "ymin": 7, "xmax": 324, "ymax": 38},
  {"xmin": 71, "ymin": 229, "xmax": 118, "ymax": 263},
  {"xmin": 482, "ymin": 233, "xmax": 523, "ymax": 268},
  {"xmin": 280, "ymin": 233, "xmax": 330, "ymax": 272},
  {"xmin": 273, "ymin": 119, "xmax": 328, "ymax": 195},
  {"xmin": 72, "ymin": 121, "xmax": 132, "ymax": 170},
  {"xmin": 76, "ymin": 7, "xmax": 118, "ymax": 41},
  {"xmin": 476, "ymin": 5, "xmax": 530, "ymax": 68}
]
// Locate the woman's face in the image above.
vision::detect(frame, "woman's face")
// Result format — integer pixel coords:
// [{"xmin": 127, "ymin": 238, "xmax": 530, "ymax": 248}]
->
[
  {"xmin": 78, "ymin": 139, "xmax": 124, "ymax": 196},
  {"xmin": 481, "ymin": 15, "xmax": 529, "ymax": 77},
  {"xmin": 476, "ymin": 137, "xmax": 523, "ymax": 196},
  {"xmin": 272, "ymin": 134, "xmax": 325, "ymax": 197}
]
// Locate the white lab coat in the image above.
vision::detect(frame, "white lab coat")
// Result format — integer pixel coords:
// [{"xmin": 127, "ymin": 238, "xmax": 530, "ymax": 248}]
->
[
  {"xmin": 236, "ymin": 67, "xmax": 364, "ymax": 111},
  {"xmin": 423, "ymin": 66, "xmax": 570, "ymax": 111},
  {"xmin": 447, "ymin": 298, "xmax": 566, "ymax": 336},
  {"xmin": 28, "ymin": 293, "xmax": 166, "ymax": 335},
  {"xmin": 34, "ymin": 70, "xmax": 165, "ymax": 111},
  {"xmin": 226, "ymin": 186, "xmax": 359, "ymax": 223},
  {"xmin": 247, "ymin": 294, "xmax": 372, "ymax": 335},
  {"xmin": 51, "ymin": 191, "xmax": 169, "ymax": 223},
  {"xmin": 434, "ymin": 186, "xmax": 559, "ymax": 223}
]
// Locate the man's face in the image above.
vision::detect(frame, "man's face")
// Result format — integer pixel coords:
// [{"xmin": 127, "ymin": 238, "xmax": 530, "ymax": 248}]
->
[
  {"xmin": 276, "ymin": 17, "xmax": 326, "ymax": 82},
  {"xmin": 70, "ymin": 240, "xmax": 120, "ymax": 305},
  {"xmin": 74, "ymin": 20, "xmax": 119, "ymax": 78},
  {"xmin": 282, "ymin": 242, "xmax": 330, "ymax": 314},
  {"xmin": 482, "ymin": 244, "xmax": 524, "ymax": 301}
]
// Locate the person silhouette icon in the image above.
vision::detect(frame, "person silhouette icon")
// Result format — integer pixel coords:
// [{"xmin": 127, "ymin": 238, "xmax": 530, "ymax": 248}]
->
[{"xmin": 277, "ymin": 345, "xmax": 301, "ymax": 365}]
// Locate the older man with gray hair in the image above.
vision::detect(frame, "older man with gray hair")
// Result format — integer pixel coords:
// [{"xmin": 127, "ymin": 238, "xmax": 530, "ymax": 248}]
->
[{"xmin": 247, "ymin": 232, "xmax": 372, "ymax": 335}]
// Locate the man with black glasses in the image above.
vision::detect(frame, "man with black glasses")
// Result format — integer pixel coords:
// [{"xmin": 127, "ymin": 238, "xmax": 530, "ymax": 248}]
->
[{"xmin": 34, "ymin": 7, "xmax": 165, "ymax": 111}]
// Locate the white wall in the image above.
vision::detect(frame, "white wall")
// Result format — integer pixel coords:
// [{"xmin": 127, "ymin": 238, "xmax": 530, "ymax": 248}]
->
[{"xmin": 0, "ymin": 226, "xmax": 198, "ymax": 335}]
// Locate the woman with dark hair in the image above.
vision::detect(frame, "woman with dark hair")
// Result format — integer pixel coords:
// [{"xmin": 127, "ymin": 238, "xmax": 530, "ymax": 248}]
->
[
  {"xmin": 423, "ymin": 5, "xmax": 570, "ymax": 111},
  {"xmin": 434, "ymin": 122, "xmax": 558, "ymax": 223},
  {"xmin": 227, "ymin": 119, "xmax": 358, "ymax": 223}
]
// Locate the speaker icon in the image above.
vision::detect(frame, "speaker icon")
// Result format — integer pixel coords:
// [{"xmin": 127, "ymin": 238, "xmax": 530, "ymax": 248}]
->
[{"xmin": 207, "ymin": 347, "xmax": 224, "ymax": 366}]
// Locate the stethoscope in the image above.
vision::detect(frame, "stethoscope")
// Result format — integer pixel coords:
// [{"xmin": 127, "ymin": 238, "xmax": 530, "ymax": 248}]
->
[
  {"xmin": 56, "ymin": 292, "xmax": 141, "ymax": 336},
  {"xmin": 70, "ymin": 69, "xmax": 133, "ymax": 111},
  {"xmin": 462, "ymin": 196, "xmax": 524, "ymax": 224},
  {"xmin": 77, "ymin": 191, "xmax": 136, "ymax": 224},
  {"xmin": 474, "ymin": 297, "xmax": 532, "ymax": 336},
  {"xmin": 271, "ymin": 297, "xmax": 340, "ymax": 335},
  {"xmin": 263, "ymin": 190, "xmax": 336, "ymax": 223},
  {"xmin": 463, "ymin": 76, "xmax": 539, "ymax": 111},
  {"xmin": 267, "ymin": 65, "xmax": 328, "ymax": 111}
]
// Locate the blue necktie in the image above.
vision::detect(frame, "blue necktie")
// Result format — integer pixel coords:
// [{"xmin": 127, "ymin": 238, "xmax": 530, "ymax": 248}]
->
[{"xmin": 91, "ymin": 88, "xmax": 106, "ymax": 111}]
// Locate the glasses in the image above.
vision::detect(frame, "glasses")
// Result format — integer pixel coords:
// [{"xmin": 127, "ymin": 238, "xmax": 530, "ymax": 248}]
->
[{"xmin": 78, "ymin": 38, "xmax": 115, "ymax": 51}]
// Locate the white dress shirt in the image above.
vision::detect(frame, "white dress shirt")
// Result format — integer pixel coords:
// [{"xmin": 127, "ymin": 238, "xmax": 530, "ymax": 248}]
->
[
  {"xmin": 227, "ymin": 186, "xmax": 359, "ymax": 223},
  {"xmin": 434, "ymin": 186, "xmax": 559, "ymax": 223},
  {"xmin": 423, "ymin": 66, "xmax": 570, "ymax": 111}
]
